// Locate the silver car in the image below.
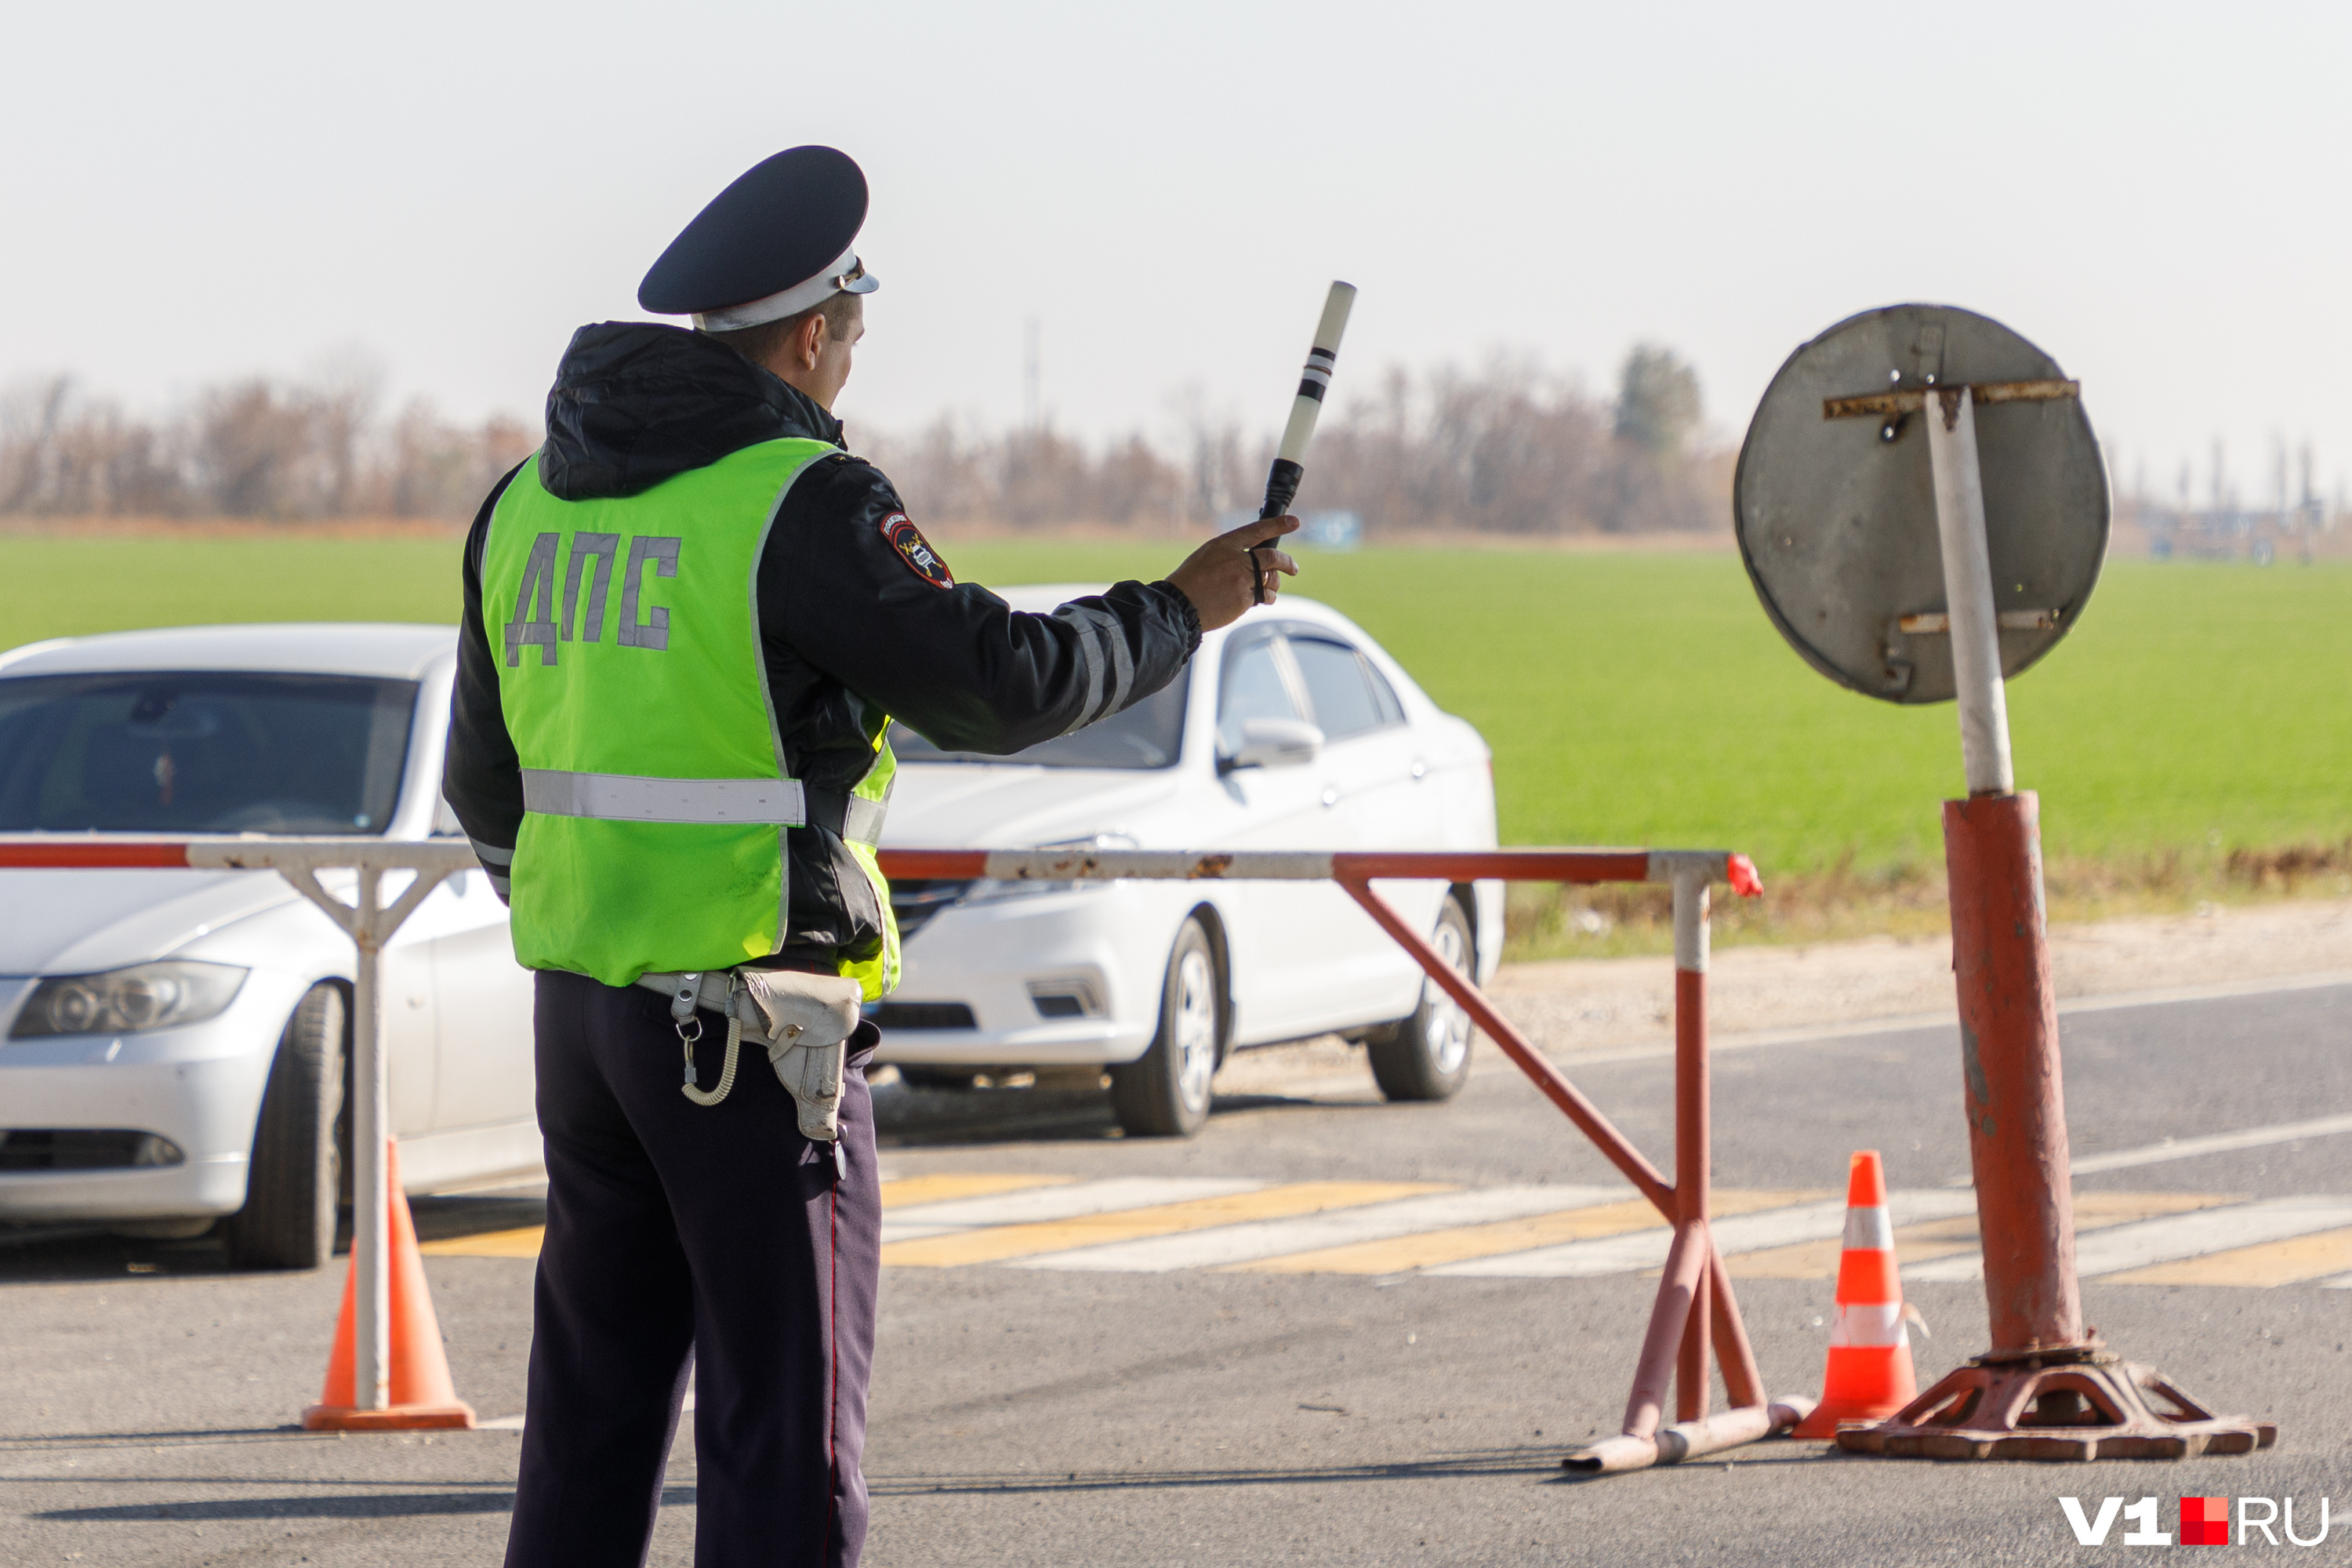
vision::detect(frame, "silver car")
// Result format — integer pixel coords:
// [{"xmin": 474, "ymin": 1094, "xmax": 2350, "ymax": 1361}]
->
[{"xmin": 0, "ymin": 624, "xmax": 537, "ymax": 1268}]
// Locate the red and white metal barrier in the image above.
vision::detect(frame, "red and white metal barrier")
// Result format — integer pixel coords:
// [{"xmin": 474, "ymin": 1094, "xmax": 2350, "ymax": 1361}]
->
[
  {"xmin": 0, "ymin": 836, "xmax": 474, "ymax": 1424},
  {"xmin": 2, "ymin": 837, "xmax": 1795, "ymax": 1468},
  {"xmin": 877, "ymin": 845, "xmax": 1803, "ymax": 1470}
]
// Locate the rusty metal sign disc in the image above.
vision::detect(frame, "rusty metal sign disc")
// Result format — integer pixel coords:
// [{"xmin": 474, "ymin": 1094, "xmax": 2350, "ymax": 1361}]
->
[{"xmin": 1733, "ymin": 303, "xmax": 2109, "ymax": 705}]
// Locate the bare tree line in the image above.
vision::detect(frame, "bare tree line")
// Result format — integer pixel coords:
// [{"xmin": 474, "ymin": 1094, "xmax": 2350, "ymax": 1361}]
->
[
  {"xmin": 868, "ymin": 343, "xmax": 1727, "ymax": 536},
  {"xmin": 2, "ymin": 343, "xmax": 1726, "ymax": 535},
  {"xmin": 0, "ymin": 372, "xmax": 535, "ymax": 521}
]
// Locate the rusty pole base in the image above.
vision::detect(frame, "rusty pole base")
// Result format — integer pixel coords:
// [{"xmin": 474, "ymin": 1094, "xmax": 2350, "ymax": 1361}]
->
[{"xmin": 1833, "ymin": 1345, "xmax": 2276, "ymax": 1461}]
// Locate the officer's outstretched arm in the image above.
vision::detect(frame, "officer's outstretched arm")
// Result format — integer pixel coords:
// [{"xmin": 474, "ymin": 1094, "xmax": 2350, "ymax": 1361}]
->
[{"xmin": 767, "ymin": 459, "xmax": 1203, "ymax": 757}]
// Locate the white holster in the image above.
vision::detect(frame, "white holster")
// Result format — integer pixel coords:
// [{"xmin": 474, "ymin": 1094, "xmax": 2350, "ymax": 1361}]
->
[
  {"xmin": 638, "ymin": 967, "xmax": 864, "ymax": 1141},
  {"xmin": 741, "ymin": 968, "xmax": 864, "ymax": 1142}
]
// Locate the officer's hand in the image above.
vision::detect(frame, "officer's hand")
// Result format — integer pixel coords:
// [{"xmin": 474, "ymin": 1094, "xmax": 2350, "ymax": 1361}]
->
[{"xmin": 1165, "ymin": 515, "xmax": 1301, "ymax": 630}]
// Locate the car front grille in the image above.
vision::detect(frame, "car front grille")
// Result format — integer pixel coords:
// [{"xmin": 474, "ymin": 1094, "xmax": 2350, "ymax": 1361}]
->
[
  {"xmin": 888, "ymin": 879, "xmax": 975, "ymax": 940},
  {"xmin": 868, "ymin": 1003, "xmax": 978, "ymax": 1031},
  {"xmin": 0, "ymin": 1129, "xmax": 186, "ymax": 1171}
]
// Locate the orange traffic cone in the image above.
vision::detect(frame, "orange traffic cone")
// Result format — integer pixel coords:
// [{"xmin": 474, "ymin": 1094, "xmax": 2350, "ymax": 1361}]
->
[
  {"xmin": 1794, "ymin": 1149, "xmax": 1918, "ymax": 1437},
  {"xmin": 303, "ymin": 1140, "xmax": 476, "ymax": 1430}
]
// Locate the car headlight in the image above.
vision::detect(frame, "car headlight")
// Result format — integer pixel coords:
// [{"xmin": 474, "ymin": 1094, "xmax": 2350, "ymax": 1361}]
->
[
  {"xmin": 9, "ymin": 961, "xmax": 249, "ymax": 1040},
  {"xmin": 960, "ymin": 834, "xmax": 1137, "ymax": 905}
]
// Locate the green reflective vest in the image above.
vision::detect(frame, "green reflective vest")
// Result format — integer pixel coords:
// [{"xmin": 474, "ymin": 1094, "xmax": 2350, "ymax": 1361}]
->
[{"xmin": 482, "ymin": 437, "xmax": 900, "ymax": 996}]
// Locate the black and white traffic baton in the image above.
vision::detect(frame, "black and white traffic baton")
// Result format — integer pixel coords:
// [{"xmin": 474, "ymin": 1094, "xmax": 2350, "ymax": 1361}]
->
[{"xmin": 1252, "ymin": 281, "xmax": 1356, "ymax": 603}]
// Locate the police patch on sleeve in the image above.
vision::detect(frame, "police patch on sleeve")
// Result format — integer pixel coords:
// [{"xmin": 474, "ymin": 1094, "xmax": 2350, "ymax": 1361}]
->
[{"xmin": 880, "ymin": 513, "xmax": 954, "ymax": 588}]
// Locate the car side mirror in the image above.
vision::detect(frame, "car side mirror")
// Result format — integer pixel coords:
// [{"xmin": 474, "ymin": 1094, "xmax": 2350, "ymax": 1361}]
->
[{"xmin": 1220, "ymin": 717, "xmax": 1324, "ymax": 772}]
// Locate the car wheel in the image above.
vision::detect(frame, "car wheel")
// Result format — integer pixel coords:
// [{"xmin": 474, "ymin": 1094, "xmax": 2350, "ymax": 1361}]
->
[
  {"xmin": 1109, "ymin": 917, "xmax": 1222, "ymax": 1138},
  {"xmin": 1366, "ymin": 896, "xmax": 1475, "ymax": 1102},
  {"xmin": 223, "ymin": 983, "xmax": 346, "ymax": 1271}
]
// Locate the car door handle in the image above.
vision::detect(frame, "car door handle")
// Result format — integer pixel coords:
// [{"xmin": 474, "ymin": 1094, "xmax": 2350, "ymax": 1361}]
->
[
  {"xmin": 1320, "ymin": 787, "xmax": 1340, "ymax": 808},
  {"xmin": 1410, "ymin": 759, "xmax": 1428, "ymax": 780}
]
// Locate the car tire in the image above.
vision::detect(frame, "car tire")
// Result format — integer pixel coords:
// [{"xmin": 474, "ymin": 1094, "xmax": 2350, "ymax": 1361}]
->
[
  {"xmin": 223, "ymin": 983, "xmax": 347, "ymax": 1271},
  {"xmin": 1366, "ymin": 896, "xmax": 1475, "ymax": 1102},
  {"xmin": 1109, "ymin": 917, "xmax": 1222, "ymax": 1138}
]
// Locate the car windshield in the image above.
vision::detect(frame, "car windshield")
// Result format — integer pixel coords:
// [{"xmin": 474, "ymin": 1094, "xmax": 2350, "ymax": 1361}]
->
[
  {"xmin": 891, "ymin": 679, "xmax": 1189, "ymax": 770},
  {"xmin": 0, "ymin": 671, "xmax": 419, "ymax": 835}
]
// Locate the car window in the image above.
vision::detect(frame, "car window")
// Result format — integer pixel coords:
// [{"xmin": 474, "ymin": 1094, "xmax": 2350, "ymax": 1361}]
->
[
  {"xmin": 1217, "ymin": 636, "xmax": 1301, "ymax": 756},
  {"xmin": 892, "ymin": 678, "xmax": 1189, "ymax": 770},
  {"xmin": 1290, "ymin": 635, "xmax": 1396, "ymax": 740},
  {"xmin": 0, "ymin": 672, "xmax": 417, "ymax": 834},
  {"xmin": 1363, "ymin": 658, "xmax": 1405, "ymax": 726}
]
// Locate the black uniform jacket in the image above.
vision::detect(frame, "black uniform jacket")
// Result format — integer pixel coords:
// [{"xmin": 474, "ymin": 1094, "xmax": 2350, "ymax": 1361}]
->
[{"xmin": 443, "ymin": 321, "xmax": 1200, "ymax": 969}]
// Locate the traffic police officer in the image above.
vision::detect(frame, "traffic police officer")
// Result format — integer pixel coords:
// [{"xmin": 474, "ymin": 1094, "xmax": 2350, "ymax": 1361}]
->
[{"xmin": 442, "ymin": 145, "xmax": 1298, "ymax": 1568}]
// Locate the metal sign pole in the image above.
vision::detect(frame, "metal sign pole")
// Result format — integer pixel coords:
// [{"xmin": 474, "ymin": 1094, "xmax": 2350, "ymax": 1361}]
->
[
  {"xmin": 1737, "ymin": 303, "xmax": 2278, "ymax": 1460},
  {"xmin": 1922, "ymin": 387, "xmax": 2087, "ymax": 1357},
  {"xmin": 1922, "ymin": 387, "xmax": 2016, "ymax": 797}
]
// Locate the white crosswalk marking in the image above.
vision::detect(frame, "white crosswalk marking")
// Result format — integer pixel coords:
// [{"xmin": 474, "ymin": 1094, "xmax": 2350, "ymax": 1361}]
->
[
  {"xmin": 2067, "ymin": 1113, "xmax": 2352, "ymax": 1177},
  {"xmin": 1903, "ymin": 1196, "xmax": 2352, "ymax": 1283},
  {"xmin": 1426, "ymin": 1191, "xmax": 1981, "ymax": 1279},
  {"xmin": 420, "ymin": 1152, "xmax": 2352, "ymax": 1287},
  {"xmin": 879, "ymin": 1177, "xmax": 1262, "ymax": 1244},
  {"xmin": 843, "ymin": 1171, "xmax": 2352, "ymax": 1287},
  {"xmin": 1011, "ymin": 1185, "xmax": 1627, "ymax": 1273}
]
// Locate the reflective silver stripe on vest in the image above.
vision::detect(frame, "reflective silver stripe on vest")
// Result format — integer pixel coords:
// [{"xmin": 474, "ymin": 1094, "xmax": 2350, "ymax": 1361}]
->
[
  {"xmin": 843, "ymin": 793, "xmax": 888, "ymax": 846},
  {"xmin": 521, "ymin": 769, "xmax": 808, "ymax": 826}
]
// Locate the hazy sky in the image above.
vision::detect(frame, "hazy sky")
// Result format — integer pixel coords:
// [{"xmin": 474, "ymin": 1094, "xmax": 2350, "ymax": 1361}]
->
[{"xmin": 6, "ymin": 1, "xmax": 2348, "ymax": 503}]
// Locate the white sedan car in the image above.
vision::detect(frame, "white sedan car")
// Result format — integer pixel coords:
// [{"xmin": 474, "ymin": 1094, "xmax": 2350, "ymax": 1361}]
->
[
  {"xmin": 0, "ymin": 625, "xmax": 537, "ymax": 1269},
  {"xmin": 0, "ymin": 593, "xmax": 1497, "ymax": 1258},
  {"xmin": 876, "ymin": 589, "xmax": 1501, "ymax": 1137}
]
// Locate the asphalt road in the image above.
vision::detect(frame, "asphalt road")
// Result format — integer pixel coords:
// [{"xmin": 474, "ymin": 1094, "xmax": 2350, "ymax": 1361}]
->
[{"xmin": 3, "ymin": 978, "xmax": 2347, "ymax": 1566}]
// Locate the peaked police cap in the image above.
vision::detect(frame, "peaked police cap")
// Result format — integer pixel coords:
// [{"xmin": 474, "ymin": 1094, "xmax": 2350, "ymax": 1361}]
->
[{"xmin": 637, "ymin": 146, "xmax": 879, "ymax": 331}]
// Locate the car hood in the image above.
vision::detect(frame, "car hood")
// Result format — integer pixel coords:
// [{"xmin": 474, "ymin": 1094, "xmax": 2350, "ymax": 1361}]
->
[
  {"xmin": 881, "ymin": 764, "xmax": 1183, "ymax": 851},
  {"xmin": 0, "ymin": 869, "xmax": 299, "ymax": 976}
]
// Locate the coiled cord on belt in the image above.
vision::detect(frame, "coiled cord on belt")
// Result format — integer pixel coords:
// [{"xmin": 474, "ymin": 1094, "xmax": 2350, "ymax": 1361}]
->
[{"xmin": 679, "ymin": 972, "xmax": 743, "ymax": 1106}]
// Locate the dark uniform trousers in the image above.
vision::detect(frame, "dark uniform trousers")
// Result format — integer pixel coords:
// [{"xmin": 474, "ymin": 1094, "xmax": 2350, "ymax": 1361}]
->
[{"xmin": 505, "ymin": 969, "xmax": 882, "ymax": 1568}]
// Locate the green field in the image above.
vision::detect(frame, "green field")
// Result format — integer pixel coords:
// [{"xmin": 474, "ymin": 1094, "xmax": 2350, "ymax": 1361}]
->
[{"xmin": 2, "ymin": 532, "xmax": 2345, "ymax": 887}]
